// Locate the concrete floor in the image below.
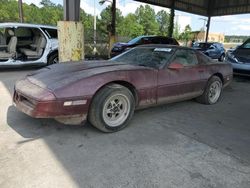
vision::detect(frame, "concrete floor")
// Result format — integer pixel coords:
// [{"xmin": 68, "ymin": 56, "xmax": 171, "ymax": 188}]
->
[{"xmin": 0, "ymin": 69, "xmax": 250, "ymax": 188}]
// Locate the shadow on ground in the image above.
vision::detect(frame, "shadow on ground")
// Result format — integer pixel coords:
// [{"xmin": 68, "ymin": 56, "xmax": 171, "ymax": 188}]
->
[{"xmin": 3, "ymin": 73, "xmax": 250, "ymax": 187}]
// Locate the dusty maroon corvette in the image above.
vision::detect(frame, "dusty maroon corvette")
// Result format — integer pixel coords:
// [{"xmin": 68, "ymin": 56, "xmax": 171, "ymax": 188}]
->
[{"xmin": 13, "ymin": 45, "xmax": 233, "ymax": 132}]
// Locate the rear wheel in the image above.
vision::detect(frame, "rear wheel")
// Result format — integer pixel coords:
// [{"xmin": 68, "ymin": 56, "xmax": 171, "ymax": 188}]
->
[
  {"xmin": 47, "ymin": 53, "xmax": 58, "ymax": 65},
  {"xmin": 196, "ymin": 76, "xmax": 222, "ymax": 104},
  {"xmin": 88, "ymin": 84, "xmax": 135, "ymax": 132}
]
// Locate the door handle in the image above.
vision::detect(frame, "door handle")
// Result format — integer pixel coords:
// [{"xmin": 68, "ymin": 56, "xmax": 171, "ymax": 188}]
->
[{"xmin": 198, "ymin": 69, "xmax": 204, "ymax": 73}]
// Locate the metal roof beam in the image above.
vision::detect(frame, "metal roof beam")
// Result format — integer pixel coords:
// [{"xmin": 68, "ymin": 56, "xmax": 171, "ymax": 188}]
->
[{"xmin": 134, "ymin": 0, "xmax": 250, "ymax": 17}]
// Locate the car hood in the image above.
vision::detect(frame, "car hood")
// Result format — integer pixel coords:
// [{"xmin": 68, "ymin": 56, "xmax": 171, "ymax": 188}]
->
[{"xmin": 26, "ymin": 61, "xmax": 150, "ymax": 90}]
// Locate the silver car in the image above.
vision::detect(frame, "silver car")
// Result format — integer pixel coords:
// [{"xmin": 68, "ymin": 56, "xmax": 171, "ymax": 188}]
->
[{"xmin": 0, "ymin": 23, "xmax": 58, "ymax": 67}]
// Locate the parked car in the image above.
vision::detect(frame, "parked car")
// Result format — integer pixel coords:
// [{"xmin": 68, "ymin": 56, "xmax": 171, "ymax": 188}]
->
[
  {"xmin": 14, "ymin": 45, "xmax": 232, "ymax": 133},
  {"xmin": 193, "ymin": 42, "xmax": 226, "ymax": 61},
  {"xmin": 225, "ymin": 38, "xmax": 250, "ymax": 75},
  {"xmin": 111, "ymin": 35, "xmax": 179, "ymax": 57},
  {"xmin": 0, "ymin": 23, "xmax": 58, "ymax": 68}
]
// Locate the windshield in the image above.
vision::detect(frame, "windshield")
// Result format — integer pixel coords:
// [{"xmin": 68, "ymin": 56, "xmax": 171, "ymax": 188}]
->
[
  {"xmin": 110, "ymin": 47, "xmax": 175, "ymax": 68},
  {"xmin": 127, "ymin": 36, "xmax": 143, "ymax": 45},
  {"xmin": 193, "ymin": 43, "xmax": 211, "ymax": 49},
  {"xmin": 242, "ymin": 39, "xmax": 250, "ymax": 49}
]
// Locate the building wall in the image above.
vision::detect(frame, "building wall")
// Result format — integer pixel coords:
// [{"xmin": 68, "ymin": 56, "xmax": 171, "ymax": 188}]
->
[{"xmin": 192, "ymin": 31, "xmax": 225, "ymax": 43}]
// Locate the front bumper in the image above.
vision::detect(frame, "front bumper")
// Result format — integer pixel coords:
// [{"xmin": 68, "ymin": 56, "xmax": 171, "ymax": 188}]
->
[
  {"xmin": 231, "ymin": 63, "xmax": 250, "ymax": 73},
  {"xmin": 13, "ymin": 79, "xmax": 89, "ymax": 124}
]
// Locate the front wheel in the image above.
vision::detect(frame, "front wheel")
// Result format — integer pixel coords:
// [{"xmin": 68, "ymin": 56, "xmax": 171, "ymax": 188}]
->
[
  {"xmin": 88, "ymin": 84, "xmax": 135, "ymax": 132},
  {"xmin": 47, "ymin": 53, "xmax": 58, "ymax": 65},
  {"xmin": 196, "ymin": 76, "xmax": 222, "ymax": 105}
]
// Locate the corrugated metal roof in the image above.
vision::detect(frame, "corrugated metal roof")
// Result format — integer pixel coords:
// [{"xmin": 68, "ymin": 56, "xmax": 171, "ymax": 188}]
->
[{"xmin": 134, "ymin": 0, "xmax": 250, "ymax": 16}]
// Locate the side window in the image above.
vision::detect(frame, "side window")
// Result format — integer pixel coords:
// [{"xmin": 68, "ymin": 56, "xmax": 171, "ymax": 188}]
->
[
  {"xmin": 14, "ymin": 27, "xmax": 33, "ymax": 44},
  {"xmin": 41, "ymin": 28, "xmax": 57, "ymax": 39},
  {"xmin": 151, "ymin": 37, "xmax": 161, "ymax": 44},
  {"xmin": 172, "ymin": 49, "xmax": 198, "ymax": 66},
  {"xmin": 242, "ymin": 40, "xmax": 250, "ymax": 49},
  {"xmin": 15, "ymin": 27, "xmax": 32, "ymax": 37},
  {"xmin": 141, "ymin": 37, "xmax": 152, "ymax": 44},
  {"xmin": 162, "ymin": 38, "xmax": 171, "ymax": 44}
]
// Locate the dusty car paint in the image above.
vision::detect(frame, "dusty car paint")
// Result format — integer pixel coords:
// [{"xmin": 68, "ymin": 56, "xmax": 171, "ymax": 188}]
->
[{"xmin": 13, "ymin": 45, "xmax": 233, "ymax": 125}]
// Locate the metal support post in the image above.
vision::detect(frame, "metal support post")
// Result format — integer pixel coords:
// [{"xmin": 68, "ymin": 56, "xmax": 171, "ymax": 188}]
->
[
  {"xmin": 18, "ymin": 0, "xmax": 24, "ymax": 23},
  {"xmin": 109, "ymin": 0, "xmax": 116, "ymax": 58},
  {"xmin": 168, "ymin": 0, "xmax": 175, "ymax": 38},
  {"xmin": 205, "ymin": 16, "xmax": 211, "ymax": 43},
  {"xmin": 58, "ymin": 0, "xmax": 84, "ymax": 62}
]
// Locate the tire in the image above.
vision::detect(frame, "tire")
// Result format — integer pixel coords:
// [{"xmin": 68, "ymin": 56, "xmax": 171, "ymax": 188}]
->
[
  {"xmin": 219, "ymin": 54, "xmax": 225, "ymax": 62},
  {"xmin": 47, "ymin": 53, "xmax": 58, "ymax": 65},
  {"xmin": 196, "ymin": 76, "xmax": 222, "ymax": 105},
  {"xmin": 88, "ymin": 84, "xmax": 135, "ymax": 133}
]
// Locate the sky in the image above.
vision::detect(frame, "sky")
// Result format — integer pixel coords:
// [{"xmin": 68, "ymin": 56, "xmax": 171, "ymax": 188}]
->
[{"xmin": 23, "ymin": 0, "xmax": 250, "ymax": 36}]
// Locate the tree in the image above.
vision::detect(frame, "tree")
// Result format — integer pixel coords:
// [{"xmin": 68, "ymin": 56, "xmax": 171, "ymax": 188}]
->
[
  {"xmin": 97, "ymin": 5, "xmax": 123, "ymax": 40},
  {"xmin": 173, "ymin": 21, "xmax": 181, "ymax": 40},
  {"xmin": 156, "ymin": 10, "xmax": 170, "ymax": 36},
  {"xmin": 135, "ymin": 5, "xmax": 158, "ymax": 35},
  {"xmin": 80, "ymin": 10, "xmax": 94, "ymax": 40},
  {"xmin": 180, "ymin": 25, "xmax": 192, "ymax": 45},
  {"xmin": 118, "ymin": 13, "xmax": 144, "ymax": 38},
  {"xmin": 0, "ymin": 0, "xmax": 19, "ymax": 22},
  {"xmin": 40, "ymin": 0, "xmax": 55, "ymax": 7}
]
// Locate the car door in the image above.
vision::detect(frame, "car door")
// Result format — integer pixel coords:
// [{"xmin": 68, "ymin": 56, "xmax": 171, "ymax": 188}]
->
[{"xmin": 157, "ymin": 49, "xmax": 204, "ymax": 104}]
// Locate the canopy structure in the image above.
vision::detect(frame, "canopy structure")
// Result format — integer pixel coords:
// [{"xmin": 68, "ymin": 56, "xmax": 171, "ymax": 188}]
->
[
  {"xmin": 134, "ymin": 0, "xmax": 250, "ymax": 41},
  {"xmin": 60, "ymin": 0, "xmax": 250, "ymax": 60},
  {"xmin": 135, "ymin": 0, "xmax": 250, "ymax": 17}
]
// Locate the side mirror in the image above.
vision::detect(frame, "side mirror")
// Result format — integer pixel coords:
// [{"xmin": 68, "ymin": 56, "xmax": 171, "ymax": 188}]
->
[
  {"xmin": 209, "ymin": 46, "xmax": 215, "ymax": 49},
  {"xmin": 168, "ymin": 62, "xmax": 184, "ymax": 69}
]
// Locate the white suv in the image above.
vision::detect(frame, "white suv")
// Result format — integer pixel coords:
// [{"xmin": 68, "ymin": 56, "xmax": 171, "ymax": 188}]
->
[{"xmin": 0, "ymin": 23, "xmax": 58, "ymax": 67}]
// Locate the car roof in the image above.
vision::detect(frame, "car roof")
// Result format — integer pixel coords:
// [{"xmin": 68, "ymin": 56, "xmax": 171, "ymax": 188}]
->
[
  {"xmin": 197, "ymin": 42, "xmax": 221, "ymax": 45},
  {"xmin": 135, "ymin": 44, "xmax": 190, "ymax": 50},
  {"xmin": 0, "ymin": 22, "xmax": 57, "ymax": 29},
  {"xmin": 140, "ymin": 35, "xmax": 175, "ymax": 39}
]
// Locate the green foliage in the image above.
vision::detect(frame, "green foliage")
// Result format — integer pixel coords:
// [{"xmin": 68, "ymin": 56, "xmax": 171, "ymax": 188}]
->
[
  {"xmin": 0, "ymin": 0, "xmax": 19, "ymax": 22},
  {"xmin": 224, "ymin": 35, "xmax": 249, "ymax": 43},
  {"xmin": 173, "ymin": 21, "xmax": 181, "ymax": 40},
  {"xmin": 135, "ymin": 5, "xmax": 158, "ymax": 35},
  {"xmin": 0, "ymin": 1, "xmax": 185, "ymax": 41},
  {"xmin": 156, "ymin": 10, "xmax": 170, "ymax": 36},
  {"xmin": 97, "ymin": 5, "xmax": 123, "ymax": 40},
  {"xmin": 179, "ymin": 25, "xmax": 192, "ymax": 44},
  {"xmin": 118, "ymin": 14, "xmax": 144, "ymax": 38}
]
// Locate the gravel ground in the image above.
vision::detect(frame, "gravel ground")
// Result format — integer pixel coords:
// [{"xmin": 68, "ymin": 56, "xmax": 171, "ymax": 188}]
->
[{"xmin": 0, "ymin": 69, "xmax": 250, "ymax": 188}]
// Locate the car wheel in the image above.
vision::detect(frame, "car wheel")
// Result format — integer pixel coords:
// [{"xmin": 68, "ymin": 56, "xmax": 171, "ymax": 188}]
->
[
  {"xmin": 196, "ymin": 76, "xmax": 222, "ymax": 105},
  {"xmin": 88, "ymin": 84, "xmax": 135, "ymax": 132},
  {"xmin": 47, "ymin": 53, "xmax": 58, "ymax": 65},
  {"xmin": 219, "ymin": 54, "xmax": 225, "ymax": 62}
]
